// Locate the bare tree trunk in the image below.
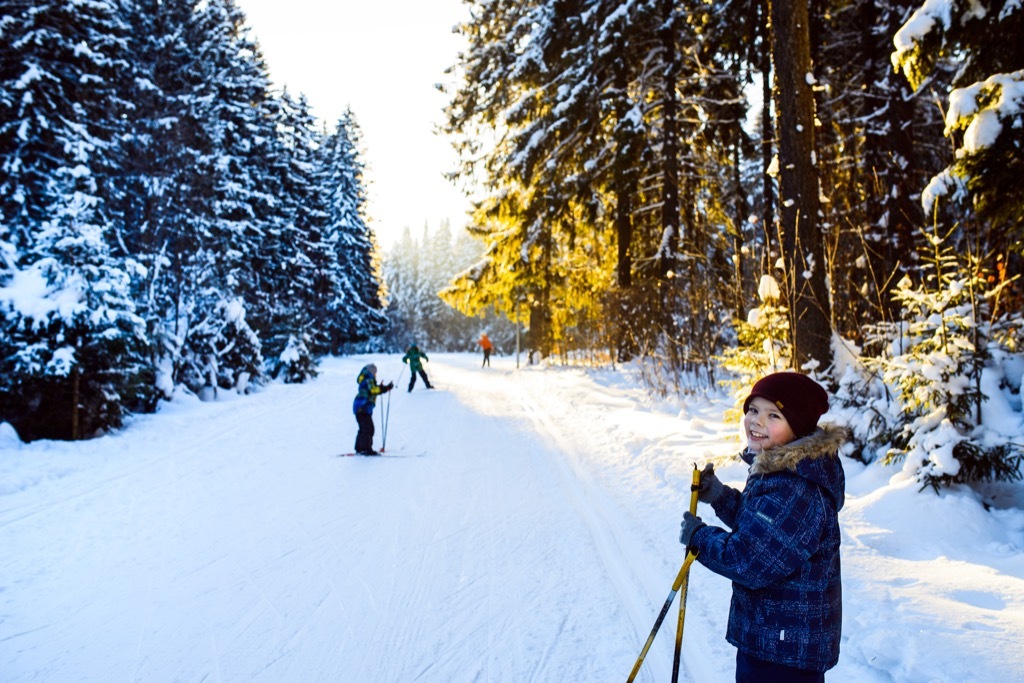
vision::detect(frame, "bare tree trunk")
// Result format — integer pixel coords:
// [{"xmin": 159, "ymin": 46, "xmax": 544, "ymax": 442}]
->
[
  {"xmin": 612, "ymin": 46, "xmax": 635, "ymax": 290},
  {"xmin": 770, "ymin": 0, "xmax": 832, "ymax": 369},
  {"xmin": 71, "ymin": 366, "xmax": 80, "ymax": 440},
  {"xmin": 732, "ymin": 134, "xmax": 748, "ymax": 321},
  {"xmin": 760, "ymin": 3, "xmax": 774, "ymax": 252},
  {"xmin": 658, "ymin": 0, "xmax": 680, "ymax": 278},
  {"xmin": 875, "ymin": 1, "xmax": 922, "ymax": 321}
]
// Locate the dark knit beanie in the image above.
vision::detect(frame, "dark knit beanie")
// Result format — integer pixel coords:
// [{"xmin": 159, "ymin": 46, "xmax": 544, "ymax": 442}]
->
[{"xmin": 743, "ymin": 372, "xmax": 829, "ymax": 438}]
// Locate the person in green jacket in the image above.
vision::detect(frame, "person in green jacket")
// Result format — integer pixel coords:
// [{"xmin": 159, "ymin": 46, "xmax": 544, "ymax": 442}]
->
[{"xmin": 402, "ymin": 343, "xmax": 434, "ymax": 392}]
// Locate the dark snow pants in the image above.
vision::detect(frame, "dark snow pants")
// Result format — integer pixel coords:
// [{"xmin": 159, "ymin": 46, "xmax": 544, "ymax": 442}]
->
[
  {"xmin": 355, "ymin": 411, "xmax": 375, "ymax": 453},
  {"xmin": 736, "ymin": 651, "xmax": 825, "ymax": 683},
  {"xmin": 408, "ymin": 369, "xmax": 432, "ymax": 391}
]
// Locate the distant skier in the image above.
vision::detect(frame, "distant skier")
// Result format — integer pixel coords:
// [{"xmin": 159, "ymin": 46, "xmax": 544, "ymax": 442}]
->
[
  {"xmin": 352, "ymin": 363, "xmax": 393, "ymax": 455},
  {"xmin": 478, "ymin": 333, "xmax": 493, "ymax": 367},
  {"xmin": 402, "ymin": 343, "xmax": 433, "ymax": 392}
]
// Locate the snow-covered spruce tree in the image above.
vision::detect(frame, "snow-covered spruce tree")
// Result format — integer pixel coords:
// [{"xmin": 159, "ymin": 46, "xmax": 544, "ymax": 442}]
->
[
  {"xmin": 0, "ymin": 197, "xmax": 156, "ymax": 441},
  {"xmin": 892, "ymin": 1, "xmax": 1024, "ymax": 244},
  {"xmin": 108, "ymin": 0, "xmax": 205, "ymax": 395},
  {"xmin": 256, "ymin": 90, "xmax": 328, "ymax": 376},
  {"xmin": 112, "ymin": 0, "xmax": 278, "ymax": 395},
  {"xmin": 382, "ymin": 226, "xmax": 421, "ymax": 349},
  {"xmin": 413, "ymin": 221, "xmax": 482, "ymax": 350},
  {"xmin": 0, "ymin": 0, "xmax": 129, "ymax": 253},
  {"xmin": 413, "ymin": 223, "xmax": 448, "ymax": 350},
  {"xmin": 316, "ymin": 110, "xmax": 387, "ymax": 353},
  {"xmin": 0, "ymin": 0, "xmax": 159, "ymax": 440},
  {"xmin": 178, "ymin": 294, "xmax": 262, "ymax": 398},
  {"xmin": 176, "ymin": 0, "xmax": 276, "ymax": 391},
  {"xmin": 268, "ymin": 331, "xmax": 318, "ymax": 384},
  {"xmin": 863, "ymin": 225, "xmax": 1023, "ymax": 491}
]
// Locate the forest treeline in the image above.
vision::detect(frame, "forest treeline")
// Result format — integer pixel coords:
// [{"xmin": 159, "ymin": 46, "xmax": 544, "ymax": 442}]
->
[
  {"xmin": 2, "ymin": 0, "xmax": 1022, "ymax": 490},
  {"xmin": 382, "ymin": 222, "xmax": 519, "ymax": 356},
  {"xmin": 1, "ymin": 0, "xmax": 384, "ymax": 441},
  {"xmin": 438, "ymin": 0, "xmax": 1024, "ymax": 489}
]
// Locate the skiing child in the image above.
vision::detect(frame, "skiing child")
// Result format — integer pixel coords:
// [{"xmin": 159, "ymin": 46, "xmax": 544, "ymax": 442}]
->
[
  {"xmin": 352, "ymin": 363, "xmax": 393, "ymax": 455},
  {"xmin": 402, "ymin": 343, "xmax": 433, "ymax": 391},
  {"xmin": 477, "ymin": 331, "xmax": 493, "ymax": 368},
  {"xmin": 678, "ymin": 372, "xmax": 848, "ymax": 682}
]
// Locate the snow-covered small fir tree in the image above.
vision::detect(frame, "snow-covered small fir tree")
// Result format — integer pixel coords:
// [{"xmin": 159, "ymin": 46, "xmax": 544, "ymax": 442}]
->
[
  {"xmin": 269, "ymin": 332, "xmax": 318, "ymax": 384},
  {"xmin": 863, "ymin": 225, "xmax": 1023, "ymax": 491},
  {"xmin": 179, "ymin": 295, "xmax": 262, "ymax": 398},
  {"xmin": 718, "ymin": 272, "xmax": 793, "ymax": 415}
]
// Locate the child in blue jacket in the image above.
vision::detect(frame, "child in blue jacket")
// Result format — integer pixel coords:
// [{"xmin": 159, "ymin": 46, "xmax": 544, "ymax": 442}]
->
[
  {"xmin": 352, "ymin": 363, "xmax": 393, "ymax": 455},
  {"xmin": 679, "ymin": 372, "xmax": 848, "ymax": 682}
]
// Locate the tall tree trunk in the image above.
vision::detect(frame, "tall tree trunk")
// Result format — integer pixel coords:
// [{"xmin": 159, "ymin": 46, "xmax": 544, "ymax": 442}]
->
[
  {"xmin": 770, "ymin": 0, "xmax": 831, "ymax": 370},
  {"xmin": 760, "ymin": 3, "xmax": 774, "ymax": 267},
  {"xmin": 732, "ymin": 140, "xmax": 748, "ymax": 321},
  {"xmin": 658, "ymin": 0, "xmax": 680, "ymax": 278},
  {"xmin": 612, "ymin": 48, "xmax": 635, "ymax": 290},
  {"xmin": 875, "ymin": 0, "xmax": 921, "ymax": 321},
  {"xmin": 71, "ymin": 365, "xmax": 80, "ymax": 440}
]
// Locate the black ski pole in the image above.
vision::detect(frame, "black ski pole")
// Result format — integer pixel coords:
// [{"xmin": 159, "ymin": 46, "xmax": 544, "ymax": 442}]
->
[
  {"xmin": 671, "ymin": 465, "xmax": 702, "ymax": 682},
  {"xmin": 627, "ymin": 465, "xmax": 701, "ymax": 683},
  {"xmin": 378, "ymin": 387, "xmax": 389, "ymax": 450}
]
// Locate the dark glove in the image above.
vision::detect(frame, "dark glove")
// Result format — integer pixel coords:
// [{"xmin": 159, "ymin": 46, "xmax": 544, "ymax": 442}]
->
[
  {"xmin": 697, "ymin": 462, "xmax": 724, "ymax": 504},
  {"xmin": 679, "ymin": 511, "xmax": 706, "ymax": 549},
  {"xmin": 382, "ymin": 382, "xmax": 394, "ymax": 392}
]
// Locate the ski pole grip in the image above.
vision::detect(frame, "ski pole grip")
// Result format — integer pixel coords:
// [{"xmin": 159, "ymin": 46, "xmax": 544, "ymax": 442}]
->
[{"xmin": 689, "ymin": 464, "xmax": 700, "ymax": 515}]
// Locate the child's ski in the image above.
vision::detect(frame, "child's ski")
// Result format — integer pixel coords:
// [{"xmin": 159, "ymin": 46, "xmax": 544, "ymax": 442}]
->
[{"xmin": 335, "ymin": 453, "xmax": 426, "ymax": 458}]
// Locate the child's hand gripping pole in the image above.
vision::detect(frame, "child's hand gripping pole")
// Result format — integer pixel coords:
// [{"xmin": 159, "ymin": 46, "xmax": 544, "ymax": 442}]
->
[{"xmin": 626, "ymin": 464, "xmax": 701, "ymax": 683}]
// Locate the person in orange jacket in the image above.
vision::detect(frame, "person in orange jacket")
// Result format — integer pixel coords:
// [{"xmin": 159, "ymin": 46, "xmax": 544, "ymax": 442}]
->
[{"xmin": 478, "ymin": 333, "xmax": 494, "ymax": 367}]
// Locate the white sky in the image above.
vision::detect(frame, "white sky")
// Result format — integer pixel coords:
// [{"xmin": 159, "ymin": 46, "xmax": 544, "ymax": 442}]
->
[{"xmin": 235, "ymin": 0, "xmax": 473, "ymax": 248}]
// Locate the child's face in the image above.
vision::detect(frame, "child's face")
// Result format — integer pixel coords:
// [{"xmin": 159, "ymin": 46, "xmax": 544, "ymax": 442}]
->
[{"xmin": 743, "ymin": 396, "xmax": 796, "ymax": 452}]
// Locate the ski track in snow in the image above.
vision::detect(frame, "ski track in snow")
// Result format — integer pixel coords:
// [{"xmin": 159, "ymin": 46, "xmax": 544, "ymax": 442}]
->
[
  {"xmin": 7, "ymin": 354, "xmax": 1020, "ymax": 682},
  {"xmin": 0, "ymin": 355, "xmax": 711, "ymax": 682}
]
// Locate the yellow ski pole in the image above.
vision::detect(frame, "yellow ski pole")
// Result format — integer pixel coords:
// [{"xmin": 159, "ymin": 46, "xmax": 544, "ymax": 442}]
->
[
  {"xmin": 627, "ymin": 464, "xmax": 701, "ymax": 683},
  {"xmin": 671, "ymin": 465, "xmax": 701, "ymax": 682}
]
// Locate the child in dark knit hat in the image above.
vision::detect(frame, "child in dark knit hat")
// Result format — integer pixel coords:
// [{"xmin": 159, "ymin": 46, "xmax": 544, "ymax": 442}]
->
[{"xmin": 679, "ymin": 372, "xmax": 848, "ymax": 682}]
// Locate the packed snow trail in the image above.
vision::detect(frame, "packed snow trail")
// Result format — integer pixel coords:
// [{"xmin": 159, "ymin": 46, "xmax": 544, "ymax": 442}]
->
[
  {"xmin": 0, "ymin": 355, "xmax": 707, "ymax": 682},
  {"xmin": 7, "ymin": 354, "xmax": 1021, "ymax": 681}
]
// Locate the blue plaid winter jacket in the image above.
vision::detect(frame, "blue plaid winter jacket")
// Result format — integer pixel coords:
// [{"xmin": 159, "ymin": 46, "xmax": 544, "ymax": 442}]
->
[
  {"xmin": 352, "ymin": 366, "xmax": 385, "ymax": 415},
  {"xmin": 689, "ymin": 424, "xmax": 848, "ymax": 672}
]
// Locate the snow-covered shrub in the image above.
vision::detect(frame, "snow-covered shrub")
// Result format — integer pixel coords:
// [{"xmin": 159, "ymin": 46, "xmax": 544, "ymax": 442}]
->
[
  {"xmin": 860, "ymin": 228, "xmax": 1023, "ymax": 491},
  {"xmin": 718, "ymin": 273, "xmax": 793, "ymax": 414},
  {"xmin": 268, "ymin": 332, "xmax": 319, "ymax": 384},
  {"xmin": 0, "ymin": 213, "xmax": 158, "ymax": 441},
  {"xmin": 829, "ymin": 336, "xmax": 894, "ymax": 465},
  {"xmin": 180, "ymin": 296, "xmax": 263, "ymax": 397},
  {"xmin": 893, "ymin": 3, "xmax": 1024, "ymax": 230}
]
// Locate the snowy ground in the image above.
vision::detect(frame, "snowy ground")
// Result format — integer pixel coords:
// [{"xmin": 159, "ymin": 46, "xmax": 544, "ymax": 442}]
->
[{"xmin": 1, "ymin": 353, "xmax": 1022, "ymax": 682}]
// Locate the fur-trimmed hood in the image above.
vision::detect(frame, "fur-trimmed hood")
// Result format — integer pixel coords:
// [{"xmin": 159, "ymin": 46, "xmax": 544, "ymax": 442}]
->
[{"xmin": 747, "ymin": 423, "xmax": 849, "ymax": 509}]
